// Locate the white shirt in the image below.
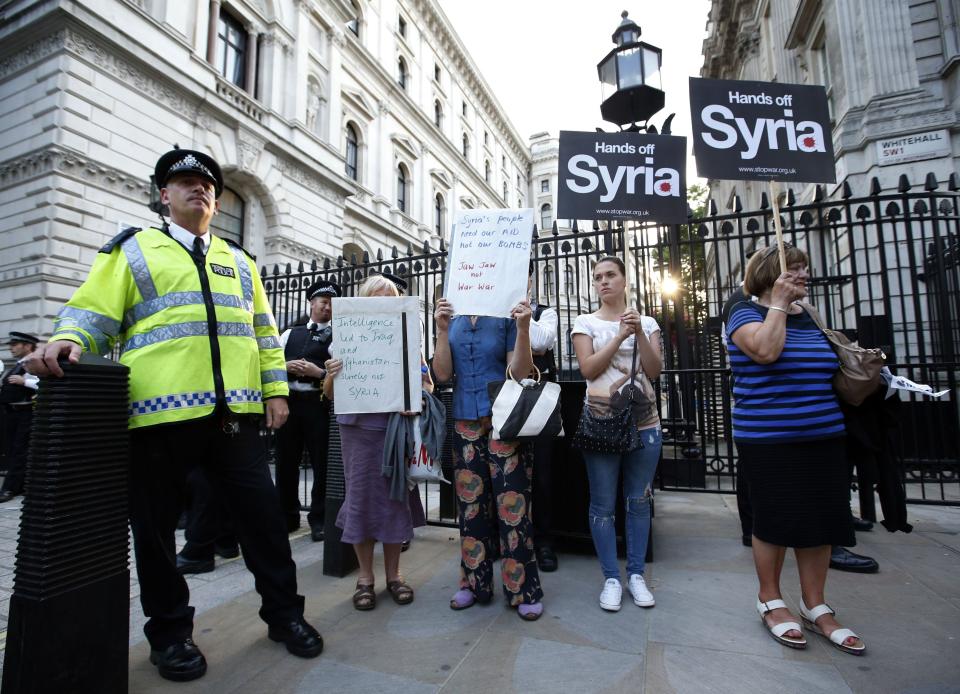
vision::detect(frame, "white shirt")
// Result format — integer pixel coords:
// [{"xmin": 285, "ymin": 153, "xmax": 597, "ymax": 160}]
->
[
  {"xmin": 529, "ymin": 304, "xmax": 559, "ymax": 354},
  {"xmin": 167, "ymin": 221, "xmax": 210, "ymax": 255}
]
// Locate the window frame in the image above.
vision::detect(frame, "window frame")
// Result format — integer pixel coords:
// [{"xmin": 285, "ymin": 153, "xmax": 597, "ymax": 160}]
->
[
  {"xmin": 345, "ymin": 123, "xmax": 359, "ymax": 181},
  {"xmin": 216, "ymin": 9, "xmax": 247, "ymax": 89}
]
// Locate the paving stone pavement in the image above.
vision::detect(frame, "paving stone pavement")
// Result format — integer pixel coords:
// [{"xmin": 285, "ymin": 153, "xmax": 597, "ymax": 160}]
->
[{"xmin": 0, "ymin": 490, "xmax": 958, "ymax": 693}]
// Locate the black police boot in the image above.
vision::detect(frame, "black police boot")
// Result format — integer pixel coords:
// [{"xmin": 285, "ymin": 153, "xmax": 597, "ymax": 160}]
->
[
  {"xmin": 149, "ymin": 638, "xmax": 207, "ymax": 682},
  {"xmin": 310, "ymin": 526, "xmax": 325, "ymax": 542},
  {"xmin": 268, "ymin": 618, "xmax": 324, "ymax": 658},
  {"xmin": 176, "ymin": 552, "xmax": 215, "ymax": 575},
  {"xmin": 829, "ymin": 546, "xmax": 879, "ymax": 573},
  {"xmin": 214, "ymin": 542, "xmax": 240, "ymax": 559},
  {"xmin": 851, "ymin": 515, "xmax": 874, "ymax": 532},
  {"xmin": 536, "ymin": 546, "xmax": 559, "ymax": 572},
  {"xmin": 0, "ymin": 490, "xmax": 20, "ymax": 503}
]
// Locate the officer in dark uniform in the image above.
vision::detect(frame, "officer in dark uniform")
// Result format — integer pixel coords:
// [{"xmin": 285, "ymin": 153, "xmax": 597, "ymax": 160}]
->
[
  {"xmin": 27, "ymin": 149, "xmax": 323, "ymax": 682},
  {"xmin": 277, "ymin": 279, "xmax": 338, "ymax": 540},
  {"xmin": 0, "ymin": 332, "xmax": 39, "ymax": 503}
]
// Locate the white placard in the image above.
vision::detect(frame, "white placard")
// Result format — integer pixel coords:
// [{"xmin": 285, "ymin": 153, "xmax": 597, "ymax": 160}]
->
[
  {"xmin": 876, "ymin": 129, "xmax": 950, "ymax": 167},
  {"xmin": 330, "ymin": 296, "xmax": 422, "ymax": 414},
  {"xmin": 444, "ymin": 208, "xmax": 533, "ymax": 317}
]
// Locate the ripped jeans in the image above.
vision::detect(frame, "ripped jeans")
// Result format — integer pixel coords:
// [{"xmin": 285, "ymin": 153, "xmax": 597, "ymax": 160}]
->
[{"xmin": 582, "ymin": 426, "xmax": 662, "ymax": 580}]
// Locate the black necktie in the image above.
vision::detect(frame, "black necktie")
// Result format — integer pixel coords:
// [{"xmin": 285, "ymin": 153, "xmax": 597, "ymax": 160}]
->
[{"xmin": 192, "ymin": 237, "xmax": 204, "ymax": 259}]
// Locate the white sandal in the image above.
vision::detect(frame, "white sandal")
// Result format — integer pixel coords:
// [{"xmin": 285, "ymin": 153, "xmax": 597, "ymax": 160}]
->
[
  {"xmin": 799, "ymin": 601, "xmax": 866, "ymax": 656},
  {"xmin": 756, "ymin": 598, "xmax": 806, "ymax": 649}
]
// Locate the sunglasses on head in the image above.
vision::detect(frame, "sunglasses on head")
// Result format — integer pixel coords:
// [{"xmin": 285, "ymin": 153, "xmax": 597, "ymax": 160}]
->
[{"xmin": 754, "ymin": 242, "xmax": 794, "ymax": 259}]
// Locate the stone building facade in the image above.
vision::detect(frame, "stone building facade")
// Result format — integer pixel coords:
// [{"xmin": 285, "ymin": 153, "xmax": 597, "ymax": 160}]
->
[{"xmin": 0, "ymin": 0, "xmax": 532, "ymax": 343}]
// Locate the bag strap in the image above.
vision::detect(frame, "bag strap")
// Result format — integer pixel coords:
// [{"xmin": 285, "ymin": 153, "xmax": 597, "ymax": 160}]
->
[
  {"xmin": 798, "ymin": 302, "xmax": 828, "ymax": 333},
  {"xmin": 628, "ymin": 331, "xmax": 640, "ymax": 382}
]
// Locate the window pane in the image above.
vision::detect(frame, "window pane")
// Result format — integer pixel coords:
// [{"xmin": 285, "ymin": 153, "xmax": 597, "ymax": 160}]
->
[{"xmin": 345, "ymin": 126, "xmax": 358, "ymax": 180}]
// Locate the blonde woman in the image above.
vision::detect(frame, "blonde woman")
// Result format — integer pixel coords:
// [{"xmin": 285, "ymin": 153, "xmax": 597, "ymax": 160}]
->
[
  {"xmin": 571, "ymin": 256, "xmax": 663, "ymax": 612},
  {"xmin": 323, "ymin": 275, "xmax": 431, "ymax": 610}
]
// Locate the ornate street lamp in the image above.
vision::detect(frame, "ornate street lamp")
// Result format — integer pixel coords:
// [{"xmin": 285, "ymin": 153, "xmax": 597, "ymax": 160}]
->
[{"xmin": 597, "ymin": 11, "xmax": 665, "ymax": 130}]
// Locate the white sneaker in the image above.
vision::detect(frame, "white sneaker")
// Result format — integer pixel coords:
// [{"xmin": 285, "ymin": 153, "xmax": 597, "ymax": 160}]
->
[
  {"xmin": 599, "ymin": 578, "xmax": 622, "ymax": 612},
  {"xmin": 628, "ymin": 574, "xmax": 655, "ymax": 607}
]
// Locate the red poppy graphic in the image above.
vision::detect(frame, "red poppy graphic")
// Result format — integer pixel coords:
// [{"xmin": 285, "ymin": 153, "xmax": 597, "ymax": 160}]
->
[
  {"xmin": 658, "ymin": 181, "xmax": 671, "ymax": 193},
  {"xmin": 802, "ymin": 136, "xmax": 816, "ymax": 148},
  {"xmin": 489, "ymin": 438, "xmax": 517, "ymax": 457}
]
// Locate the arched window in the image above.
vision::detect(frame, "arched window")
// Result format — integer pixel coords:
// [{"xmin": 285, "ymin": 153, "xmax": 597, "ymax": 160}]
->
[
  {"xmin": 210, "ymin": 186, "xmax": 244, "ymax": 245},
  {"xmin": 397, "ymin": 57, "xmax": 407, "ymax": 89},
  {"xmin": 484, "ymin": 160, "xmax": 491, "ymax": 182},
  {"xmin": 502, "ymin": 181, "xmax": 508, "ymax": 202},
  {"xmin": 434, "ymin": 100, "xmax": 442, "ymax": 128},
  {"xmin": 434, "ymin": 193, "xmax": 444, "ymax": 235},
  {"xmin": 397, "ymin": 164, "xmax": 408, "ymax": 213},
  {"xmin": 564, "ymin": 264, "xmax": 575, "ymax": 296},
  {"xmin": 540, "ymin": 203, "xmax": 553, "ymax": 231},
  {"xmin": 543, "ymin": 264, "xmax": 555, "ymax": 299},
  {"xmin": 344, "ymin": 123, "xmax": 358, "ymax": 181},
  {"xmin": 462, "ymin": 133, "xmax": 469, "ymax": 158}
]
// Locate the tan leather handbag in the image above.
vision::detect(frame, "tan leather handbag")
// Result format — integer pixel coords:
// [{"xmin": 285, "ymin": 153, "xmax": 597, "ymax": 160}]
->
[{"xmin": 799, "ymin": 303, "xmax": 886, "ymax": 407}]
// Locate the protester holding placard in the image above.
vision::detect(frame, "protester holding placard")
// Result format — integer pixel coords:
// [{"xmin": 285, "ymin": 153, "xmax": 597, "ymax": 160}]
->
[
  {"xmin": 322, "ymin": 275, "xmax": 432, "ymax": 611},
  {"xmin": 722, "ymin": 245, "xmax": 865, "ymax": 655},
  {"xmin": 571, "ymin": 257, "xmax": 662, "ymax": 613},
  {"xmin": 432, "ymin": 294, "xmax": 545, "ymax": 621}
]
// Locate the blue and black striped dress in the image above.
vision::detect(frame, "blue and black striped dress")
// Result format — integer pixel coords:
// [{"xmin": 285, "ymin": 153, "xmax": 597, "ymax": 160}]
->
[{"xmin": 723, "ymin": 297, "xmax": 854, "ymax": 548}]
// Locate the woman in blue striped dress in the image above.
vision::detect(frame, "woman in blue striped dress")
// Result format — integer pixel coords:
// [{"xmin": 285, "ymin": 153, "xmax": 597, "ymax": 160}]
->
[{"xmin": 723, "ymin": 244, "xmax": 865, "ymax": 655}]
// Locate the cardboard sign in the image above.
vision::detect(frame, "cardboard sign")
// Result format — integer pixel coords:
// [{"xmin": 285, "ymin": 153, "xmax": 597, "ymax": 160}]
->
[
  {"xmin": 689, "ymin": 77, "xmax": 836, "ymax": 183},
  {"xmin": 444, "ymin": 209, "xmax": 532, "ymax": 317},
  {"xmin": 330, "ymin": 296, "xmax": 421, "ymax": 414},
  {"xmin": 556, "ymin": 131, "xmax": 688, "ymax": 223}
]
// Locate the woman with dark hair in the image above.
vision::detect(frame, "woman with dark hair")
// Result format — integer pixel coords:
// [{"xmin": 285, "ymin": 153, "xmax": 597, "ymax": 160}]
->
[
  {"xmin": 571, "ymin": 256, "xmax": 663, "ymax": 612},
  {"xmin": 432, "ymin": 291, "xmax": 544, "ymax": 621},
  {"xmin": 723, "ymin": 244, "xmax": 865, "ymax": 654}
]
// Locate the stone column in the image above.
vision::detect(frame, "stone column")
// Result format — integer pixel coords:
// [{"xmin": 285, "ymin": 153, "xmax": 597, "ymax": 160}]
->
[
  {"xmin": 327, "ymin": 28, "xmax": 345, "ymax": 145},
  {"xmin": 293, "ymin": 1, "xmax": 310, "ymax": 123},
  {"xmin": 245, "ymin": 25, "xmax": 260, "ymax": 96},
  {"xmin": 859, "ymin": 0, "xmax": 921, "ymax": 96},
  {"xmin": 206, "ymin": 0, "xmax": 221, "ymax": 64}
]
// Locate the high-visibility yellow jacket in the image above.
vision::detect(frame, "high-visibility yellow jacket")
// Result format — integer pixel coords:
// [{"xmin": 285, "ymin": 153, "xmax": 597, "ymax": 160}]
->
[{"xmin": 51, "ymin": 226, "xmax": 288, "ymax": 429}]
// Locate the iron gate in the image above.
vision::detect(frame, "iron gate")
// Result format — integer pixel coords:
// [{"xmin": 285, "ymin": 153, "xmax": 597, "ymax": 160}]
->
[{"xmin": 264, "ymin": 171, "xmax": 960, "ymax": 515}]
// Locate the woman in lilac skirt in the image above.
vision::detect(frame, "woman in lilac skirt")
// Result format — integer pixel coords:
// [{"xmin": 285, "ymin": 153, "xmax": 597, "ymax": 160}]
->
[{"xmin": 323, "ymin": 275, "xmax": 432, "ymax": 610}]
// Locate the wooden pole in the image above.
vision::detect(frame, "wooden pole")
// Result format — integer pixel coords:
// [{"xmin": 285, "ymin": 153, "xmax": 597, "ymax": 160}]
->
[{"xmin": 768, "ymin": 180, "xmax": 787, "ymax": 273}]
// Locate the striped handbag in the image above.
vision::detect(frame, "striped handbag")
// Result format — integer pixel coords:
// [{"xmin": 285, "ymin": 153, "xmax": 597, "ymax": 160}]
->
[{"xmin": 487, "ymin": 366, "xmax": 565, "ymax": 441}]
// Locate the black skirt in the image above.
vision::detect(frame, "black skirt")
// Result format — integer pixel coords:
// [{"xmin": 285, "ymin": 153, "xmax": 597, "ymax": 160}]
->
[{"xmin": 738, "ymin": 437, "xmax": 855, "ymax": 549}]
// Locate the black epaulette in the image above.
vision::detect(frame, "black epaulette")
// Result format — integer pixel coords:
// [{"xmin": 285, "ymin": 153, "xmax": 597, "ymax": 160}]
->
[
  {"xmin": 223, "ymin": 237, "xmax": 257, "ymax": 262},
  {"xmin": 99, "ymin": 226, "xmax": 142, "ymax": 254}
]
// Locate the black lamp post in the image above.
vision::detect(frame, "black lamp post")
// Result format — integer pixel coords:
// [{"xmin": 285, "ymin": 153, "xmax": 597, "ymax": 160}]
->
[
  {"xmin": 597, "ymin": 11, "xmax": 667, "ymax": 132},
  {"xmin": 147, "ymin": 175, "xmax": 168, "ymax": 218}
]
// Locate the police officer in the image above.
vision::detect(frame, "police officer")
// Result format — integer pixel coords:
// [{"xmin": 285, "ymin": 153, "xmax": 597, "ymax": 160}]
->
[
  {"xmin": 0, "ymin": 332, "xmax": 39, "ymax": 503},
  {"xmin": 26, "ymin": 149, "xmax": 323, "ymax": 682},
  {"xmin": 277, "ymin": 279, "xmax": 338, "ymax": 540}
]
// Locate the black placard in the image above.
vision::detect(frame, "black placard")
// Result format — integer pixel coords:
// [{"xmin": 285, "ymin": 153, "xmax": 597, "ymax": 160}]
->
[
  {"xmin": 689, "ymin": 77, "xmax": 836, "ymax": 183},
  {"xmin": 556, "ymin": 131, "xmax": 688, "ymax": 223}
]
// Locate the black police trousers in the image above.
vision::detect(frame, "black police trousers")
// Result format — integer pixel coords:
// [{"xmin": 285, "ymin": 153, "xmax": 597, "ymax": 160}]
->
[
  {"xmin": 275, "ymin": 393, "xmax": 329, "ymax": 532},
  {"xmin": 129, "ymin": 415, "xmax": 304, "ymax": 650},
  {"xmin": 1, "ymin": 406, "xmax": 31, "ymax": 495}
]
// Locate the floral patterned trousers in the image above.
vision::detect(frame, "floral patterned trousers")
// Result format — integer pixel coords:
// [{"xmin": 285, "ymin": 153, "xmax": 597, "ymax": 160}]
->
[{"xmin": 453, "ymin": 419, "xmax": 543, "ymax": 606}]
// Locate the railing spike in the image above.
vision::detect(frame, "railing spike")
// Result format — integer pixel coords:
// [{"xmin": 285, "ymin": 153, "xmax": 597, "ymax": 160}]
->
[
  {"xmin": 297, "ymin": 260, "xmax": 304, "ymax": 272},
  {"xmin": 592, "ymin": 220, "xmax": 600, "ymax": 231},
  {"xmin": 949, "ymin": 173, "xmax": 960, "ymax": 191},
  {"xmin": 260, "ymin": 265, "xmax": 267, "ymax": 277},
  {"xmin": 732, "ymin": 194, "xmax": 742, "ymax": 212},
  {"xmin": 552, "ymin": 220, "xmax": 560, "ymax": 234},
  {"xmin": 422, "ymin": 239, "xmax": 430, "ymax": 254},
  {"xmin": 376, "ymin": 248, "xmax": 383, "ymax": 261},
  {"xmin": 841, "ymin": 181, "xmax": 853, "ymax": 199},
  {"xmin": 924, "ymin": 172, "xmax": 939, "ymax": 191},
  {"xmin": 571, "ymin": 219, "xmax": 580, "ymax": 232},
  {"xmin": 708, "ymin": 199, "xmax": 718, "ymax": 216},
  {"xmin": 336, "ymin": 256, "xmax": 344, "ymax": 268},
  {"xmin": 311, "ymin": 258, "xmax": 318, "ymax": 271},
  {"xmin": 785, "ymin": 188, "xmax": 795, "ymax": 206},
  {"xmin": 439, "ymin": 237, "xmax": 446, "ymax": 251},
  {"xmin": 898, "ymin": 173, "xmax": 911, "ymax": 193},
  {"xmin": 362, "ymin": 251, "xmax": 370, "ymax": 264},
  {"xmin": 349, "ymin": 254, "xmax": 357, "ymax": 266},
  {"xmin": 813, "ymin": 184, "xmax": 824, "ymax": 202},
  {"xmin": 285, "ymin": 263, "xmax": 291, "ymax": 274},
  {"xmin": 406, "ymin": 242, "xmax": 414, "ymax": 256},
  {"xmin": 759, "ymin": 192, "xmax": 769, "ymax": 209},
  {"xmin": 391, "ymin": 245, "xmax": 399, "ymax": 259},
  {"xmin": 323, "ymin": 257, "xmax": 331, "ymax": 269},
  {"xmin": 869, "ymin": 177, "xmax": 882, "ymax": 196}
]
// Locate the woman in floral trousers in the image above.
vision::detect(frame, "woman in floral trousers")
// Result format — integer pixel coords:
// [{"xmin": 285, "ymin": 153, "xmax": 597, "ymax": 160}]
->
[{"xmin": 433, "ymin": 296, "xmax": 544, "ymax": 620}]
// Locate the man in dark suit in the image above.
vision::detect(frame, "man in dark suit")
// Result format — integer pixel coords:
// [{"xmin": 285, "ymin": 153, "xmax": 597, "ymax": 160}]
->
[{"xmin": 0, "ymin": 332, "xmax": 39, "ymax": 503}]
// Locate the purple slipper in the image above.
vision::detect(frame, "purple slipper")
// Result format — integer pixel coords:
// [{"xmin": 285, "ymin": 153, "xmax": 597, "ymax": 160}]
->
[
  {"xmin": 517, "ymin": 602, "xmax": 543, "ymax": 621},
  {"xmin": 449, "ymin": 589, "xmax": 476, "ymax": 611}
]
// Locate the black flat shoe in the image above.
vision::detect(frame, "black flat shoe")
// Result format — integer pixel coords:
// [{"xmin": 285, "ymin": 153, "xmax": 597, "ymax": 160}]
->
[
  {"xmin": 0, "ymin": 490, "xmax": 20, "ymax": 503},
  {"xmin": 536, "ymin": 546, "xmax": 558, "ymax": 572},
  {"xmin": 176, "ymin": 553, "xmax": 215, "ymax": 575},
  {"xmin": 149, "ymin": 638, "xmax": 207, "ymax": 682},
  {"xmin": 214, "ymin": 543, "xmax": 240, "ymax": 559},
  {"xmin": 310, "ymin": 527, "xmax": 325, "ymax": 542},
  {"xmin": 830, "ymin": 546, "xmax": 879, "ymax": 574},
  {"xmin": 851, "ymin": 516, "xmax": 874, "ymax": 532},
  {"xmin": 400, "ymin": 540, "xmax": 411, "ymax": 552},
  {"xmin": 268, "ymin": 618, "xmax": 324, "ymax": 658}
]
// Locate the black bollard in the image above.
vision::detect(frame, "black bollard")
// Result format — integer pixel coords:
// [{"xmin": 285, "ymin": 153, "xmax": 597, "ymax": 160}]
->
[{"xmin": 1, "ymin": 354, "xmax": 130, "ymax": 694}]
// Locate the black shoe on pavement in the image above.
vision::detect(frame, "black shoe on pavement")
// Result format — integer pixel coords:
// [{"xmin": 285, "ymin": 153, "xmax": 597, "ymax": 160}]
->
[
  {"xmin": 310, "ymin": 527, "xmax": 325, "ymax": 542},
  {"xmin": 176, "ymin": 553, "xmax": 215, "ymax": 575},
  {"xmin": 0, "ymin": 490, "xmax": 21, "ymax": 503},
  {"xmin": 400, "ymin": 539, "xmax": 410, "ymax": 552},
  {"xmin": 536, "ymin": 546, "xmax": 558, "ymax": 572},
  {"xmin": 149, "ymin": 638, "xmax": 207, "ymax": 682},
  {"xmin": 851, "ymin": 516, "xmax": 874, "ymax": 532},
  {"xmin": 268, "ymin": 618, "xmax": 324, "ymax": 658},
  {"xmin": 830, "ymin": 546, "xmax": 879, "ymax": 573},
  {"xmin": 214, "ymin": 543, "xmax": 240, "ymax": 559}
]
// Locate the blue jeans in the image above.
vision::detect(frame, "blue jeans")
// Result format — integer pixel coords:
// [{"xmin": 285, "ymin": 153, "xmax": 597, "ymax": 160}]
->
[{"xmin": 582, "ymin": 426, "xmax": 662, "ymax": 580}]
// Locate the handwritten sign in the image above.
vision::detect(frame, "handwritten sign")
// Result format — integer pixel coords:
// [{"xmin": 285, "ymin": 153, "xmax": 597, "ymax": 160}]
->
[
  {"xmin": 444, "ymin": 208, "xmax": 533, "ymax": 317},
  {"xmin": 330, "ymin": 296, "xmax": 421, "ymax": 414}
]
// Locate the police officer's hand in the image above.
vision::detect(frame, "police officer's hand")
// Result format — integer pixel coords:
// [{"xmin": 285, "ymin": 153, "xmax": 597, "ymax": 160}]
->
[
  {"xmin": 324, "ymin": 358, "xmax": 343, "ymax": 379},
  {"xmin": 24, "ymin": 340, "xmax": 81, "ymax": 378},
  {"xmin": 300, "ymin": 362, "xmax": 325, "ymax": 379},
  {"xmin": 7, "ymin": 375, "xmax": 25, "ymax": 386},
  {"xmin": 265, "ymin": 397, "xmax": 288, "ymax": 430}
]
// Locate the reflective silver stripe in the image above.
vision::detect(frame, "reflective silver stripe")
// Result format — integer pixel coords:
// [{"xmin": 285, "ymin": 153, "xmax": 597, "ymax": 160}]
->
[
  {"xmin": 122, "ymin": 236, "xmax": 158, "ymax": 302},
  {"xmin": 52, "ymin": 328, "xmax": 94, "ymax": 353},
  {"xmin": 123, "ymin": 292, "xmax": 254, "ymax": 329},
  {"xmin": 57, "ymin": 306, "xmax": 121, "ymax": 337},
  {"xmin": 254, "ymin": 313, "xmax": 276, "ymax": 328},
  {"xmin": 123, "ymin": 321, "xmax": 255, "ymax": 352},
  {"xmin": 256, "ymin": 336, "xmax": 281, "ymax": 350},
  {"xmin": 229, "ymin": 246, "xmax": 253, "ymax": 304},
  {"xmin": 260, "ymin": 369, "xmax": 288, "ymax": 384}
]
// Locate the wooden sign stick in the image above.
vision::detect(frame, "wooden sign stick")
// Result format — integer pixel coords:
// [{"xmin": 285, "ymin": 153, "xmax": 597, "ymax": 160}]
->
[{"xmin": 768, "ymin": 180, "xmax": 787, "ymax": 273}]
